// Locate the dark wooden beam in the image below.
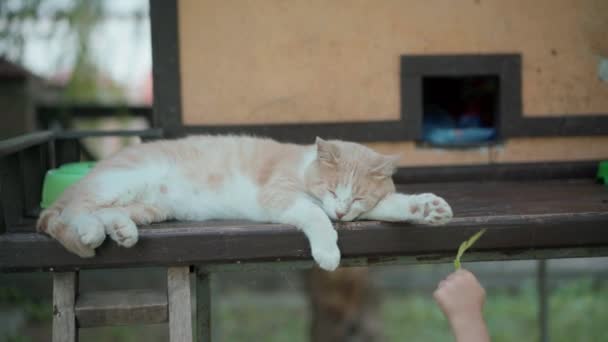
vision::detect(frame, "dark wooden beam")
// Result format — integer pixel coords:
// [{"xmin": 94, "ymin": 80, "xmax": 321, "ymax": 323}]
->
[
  {"xmin": 393, "ymin": 161, "xmax": 600, "ymax": 183},
  {"xmin": 178, "ymin": 121, "xmax": 407, "ymax": 143},
  {"xmin": 37, "ymin": 105, "xmax": 152, "ymax": 119},
  {"xmin": 1, "ymin": 212, "xmax": 607, "ymax": 272},
  {"xmin": 150, "ymin": 0, "xmax": 183, "ymax": 133},
  {"xmin": 56, "ymin": 129, "xmax": 163, "ymax": 140},
  {"xmin": 506, "ymin": 116, "xmax": 608, "ymax": 137},
  {"xmin": 0, "ymin": 131, "xmax": 53, "ymax": 157}
]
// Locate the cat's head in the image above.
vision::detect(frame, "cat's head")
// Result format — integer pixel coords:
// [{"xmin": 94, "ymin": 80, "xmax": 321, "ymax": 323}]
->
[{"xmin": 307, "ymin": 137, "xmax": 398, "ymax": 221}]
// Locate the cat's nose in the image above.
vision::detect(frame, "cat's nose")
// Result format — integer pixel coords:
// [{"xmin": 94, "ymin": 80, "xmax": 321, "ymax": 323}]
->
[{"xmin": 336, "ymin": 211, "xmax": 345, "ymax": 219}]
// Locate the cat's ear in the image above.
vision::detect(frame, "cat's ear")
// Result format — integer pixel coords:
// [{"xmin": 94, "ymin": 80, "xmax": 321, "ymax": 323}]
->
[
  {"xmin": 370, "ymin": 154, "xmax": 400, "ymax": 179},
  {"xmin": 315, "ymin": 137, "xmax": 340, "ymax": 166}
]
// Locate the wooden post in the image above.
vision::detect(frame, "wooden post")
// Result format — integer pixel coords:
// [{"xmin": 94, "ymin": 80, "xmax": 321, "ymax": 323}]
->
[
  {"xmin": 196, "ymin": 269, "xmax": 213, "ymax": 342},
  {"xmin": 168, "ymin": 266, "xmax": 193, "ymax": 342},
  {"xmin": 53, "ymin": 272, "xmax": 78, "ymax": 342},
  {"xmin": 537, "ymin": 260, "xmax": 549, "ymax": 342}
]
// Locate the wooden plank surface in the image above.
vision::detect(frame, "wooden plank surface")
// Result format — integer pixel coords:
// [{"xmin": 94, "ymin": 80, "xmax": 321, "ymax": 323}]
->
[
  {"xmin": 1, "ymin": 180, "xmax": 607, "ymax": 272},
  {"xmin": 167, "ymin": 266, "xmax": 193, "ymax": 342},
  {"xmin": 75, "ymin": 289, "xmax": 168, "ymax": 327},
  {"xmin": 52, "ymin": 272, "xmax": 77, "ymax": 342},
  {"xmin": 402, "ymin": 179, "xmax": 608, "ymax": 217}
]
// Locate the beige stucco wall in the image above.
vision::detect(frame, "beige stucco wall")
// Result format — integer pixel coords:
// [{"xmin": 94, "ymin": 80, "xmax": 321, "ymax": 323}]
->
[
  {"xmin": 177, "ymin": 0, "xmax": 608, "ymax": 165},
  {"xmin": 179, "ymin": 0, "xmax": 608, "ymax": 125}
]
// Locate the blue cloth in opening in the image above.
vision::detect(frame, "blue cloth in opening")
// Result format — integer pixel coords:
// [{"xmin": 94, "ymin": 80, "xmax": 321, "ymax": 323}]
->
[{"xmin": 423, "ymin": 105, "xmax": 496, "ymax": 146}]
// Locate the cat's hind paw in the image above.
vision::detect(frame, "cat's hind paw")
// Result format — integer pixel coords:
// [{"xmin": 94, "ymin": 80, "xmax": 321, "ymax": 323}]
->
[
  {"xmin": 72, "ymin": 214, "xmax": 106, "ymax": 249},
  {"xmin": 411, "ymin": 193, "xmax": 453, "ymax": 226},
  {"xmin": 41, "ymin": 213, "xmax": 101, "ymax": 258}
]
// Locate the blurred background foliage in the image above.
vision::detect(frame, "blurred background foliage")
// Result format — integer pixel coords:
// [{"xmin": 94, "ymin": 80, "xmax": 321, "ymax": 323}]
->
[
  {"xmin": 1, "ymin": 262, "xmax": 607, "ymax": 342},
  {"xmin": 0, "ymin": 0, "xmax": 147, "ymax": 103}
]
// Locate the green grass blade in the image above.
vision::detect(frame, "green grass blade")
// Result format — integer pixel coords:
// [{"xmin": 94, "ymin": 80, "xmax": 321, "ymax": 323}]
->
[
  {"xmin": 454, "ymin": 240, "xmax": 467, "ymax": 270},
  {"xmin": 454, "ymin": 229, "xmax": 487, "ymax": 270}
]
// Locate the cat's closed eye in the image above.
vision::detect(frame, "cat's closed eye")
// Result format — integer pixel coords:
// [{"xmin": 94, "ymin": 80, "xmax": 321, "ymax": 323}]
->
[{"xmin": 329, "ymin": 190, "xmax": 337, "ymax": 197}]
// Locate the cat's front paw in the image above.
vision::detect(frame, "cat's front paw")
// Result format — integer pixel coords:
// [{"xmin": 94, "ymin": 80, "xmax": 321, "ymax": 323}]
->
[
  {"xmin": 410, "ymin": 194, "xmax": 453, "ymax": 225},
  {"xmin": 312, "ymin": 242, "xmax": 341, "ymax": 271},
  {"xmin": 310, "ymin": 230, "xmax": 341, "ymax": 271}
]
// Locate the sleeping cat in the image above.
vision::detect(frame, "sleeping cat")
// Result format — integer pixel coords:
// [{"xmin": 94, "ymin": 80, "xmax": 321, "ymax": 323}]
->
[{"xmin": 37, "ymin": 135, "xmax": 452, "ymax": 271}]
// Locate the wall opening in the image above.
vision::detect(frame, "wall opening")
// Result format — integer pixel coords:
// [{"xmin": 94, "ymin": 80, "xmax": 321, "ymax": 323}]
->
[{"xmin": 422, "ymin": 75, "xmax": 499, "ymax": 147}]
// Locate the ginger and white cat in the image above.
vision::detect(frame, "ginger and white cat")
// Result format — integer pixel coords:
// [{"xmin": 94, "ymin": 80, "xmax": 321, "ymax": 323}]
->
[{"xmin": 37, "ymin": 135, "xmax": 452, "ymax": 271}]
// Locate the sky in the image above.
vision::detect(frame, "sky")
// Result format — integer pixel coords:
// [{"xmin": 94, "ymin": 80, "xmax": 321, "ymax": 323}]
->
[{"xmin": 18, "ymin": 0, "xmax": 151, "ymax": 101}]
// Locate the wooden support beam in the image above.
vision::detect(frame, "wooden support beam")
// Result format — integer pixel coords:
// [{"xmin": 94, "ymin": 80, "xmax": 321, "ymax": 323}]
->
[
  {"xmin": 196, "ymin": 270, "xmax": 213, "ymax": 342},
  {"xmin": 75, "ymin": 289, "xmax": 168, "ymax": 327},
  {"xmin": 0, "ymin": 154, "xmax": 25, "ymax": 232},
  {"xmin": 18, "ymin": 145, "xmax": 46, "ymax": 219},
  {"xmin": 0, "ymin": 131, "xmax": 54, "ymax": 157},
  {"xmin": 168, "ymin": 266, "xmax": 193, "ymax": 342},
  {"xmin": 537, "ymin": 260, "xmax": 549, "ymax": 342},
  {"xmin": 53, "ymin": 272, "xmax": 78, "ymax": 342}
]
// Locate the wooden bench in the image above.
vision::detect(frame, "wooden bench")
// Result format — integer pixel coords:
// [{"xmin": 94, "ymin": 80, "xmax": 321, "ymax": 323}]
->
[
  {"xmin": 3, "ymin": 179, "xmax": 608, "ymax": 271},
  {"xmin": 2, "ymin": 131, "xmax": 608, "ymax": 341},
  {"xmin": 50, "ymin": 267, "xmax": 193, "ymax": 342}
]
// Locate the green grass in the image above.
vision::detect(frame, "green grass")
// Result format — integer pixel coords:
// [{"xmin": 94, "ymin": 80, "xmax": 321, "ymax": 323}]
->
[
  {"xmin": 383, "ymin": 279, "xmax": 608, "ymax": 342},
  {"xmin": 217, "ymin": 279, "xmax": 608, "ymax": 342},
  {"xmin": 548, "ymin": 280, "xmax": 608, "ymax": 342},
  {"xmin": 218, "ymin": 291, "xmax": 309, "ymax": 342},
  {"xmin": 0, "ymin": 287, "xmax": 52, "ymax": 323},
  {"xmin": 2, "ymin": 279, "xmax": 607, "ymax": 341}
]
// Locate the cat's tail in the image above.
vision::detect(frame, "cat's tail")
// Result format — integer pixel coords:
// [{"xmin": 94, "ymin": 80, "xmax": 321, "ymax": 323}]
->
[{"xmin": 36, "ymin": 206, "xmax": 61, "ymax": 233}]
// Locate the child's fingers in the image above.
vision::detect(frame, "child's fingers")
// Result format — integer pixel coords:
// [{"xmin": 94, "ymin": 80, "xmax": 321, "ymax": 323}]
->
[
  {"xmin": 437, "ymin": 279, "xmax": 448, "ymax": 289},
  {"xmin": 454, "ymin": 269, "xmax": 471, "ymax": 277},
  {"xmin": 432, "ymin": 287, "xmax": 446, "ymax": 303},
  {"xmin": 447, "ymin": 268, "xmax": 472, "ymax": 282}
]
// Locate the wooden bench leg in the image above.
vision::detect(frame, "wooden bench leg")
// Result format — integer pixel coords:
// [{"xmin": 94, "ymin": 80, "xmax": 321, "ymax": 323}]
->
[
  {"xmin": 196, "ymin": 270, "xmax": 212, "ymax": 342},
  {"xmin": 168, "ymin": 266, "xmax": 193, "ymax": 342},
  {"xmin": 53, "ymin": 272, "xmax": 78, "ymax": 342}
]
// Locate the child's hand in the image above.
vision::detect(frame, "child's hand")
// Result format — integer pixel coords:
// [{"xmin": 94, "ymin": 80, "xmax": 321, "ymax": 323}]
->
[
  {"xmin": 434, "ymin": 269, "xmax": 485, "ymax": 320},
  {"xmin": 433, "ymin": 269, "xmax": 490, "ymax": 342}
]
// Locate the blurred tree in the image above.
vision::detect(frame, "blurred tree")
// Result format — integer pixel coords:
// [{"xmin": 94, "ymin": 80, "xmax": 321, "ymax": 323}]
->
[
  {"xmin": 0, "ymin": 0, "xmax": 44, "ymax": 62},
  {"xmin": 0, "ymin": 0, "xmax": 145, "ymax": 102}
]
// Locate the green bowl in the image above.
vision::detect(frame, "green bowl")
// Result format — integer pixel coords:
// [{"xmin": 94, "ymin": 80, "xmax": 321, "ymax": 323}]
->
[
  {"xmin": 41, "ymin": 162, "xmax": 96, "ymax": 208},
  {"xmin": 597, "ymin": 161, "xmax": 608, "ymax": 185}
]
